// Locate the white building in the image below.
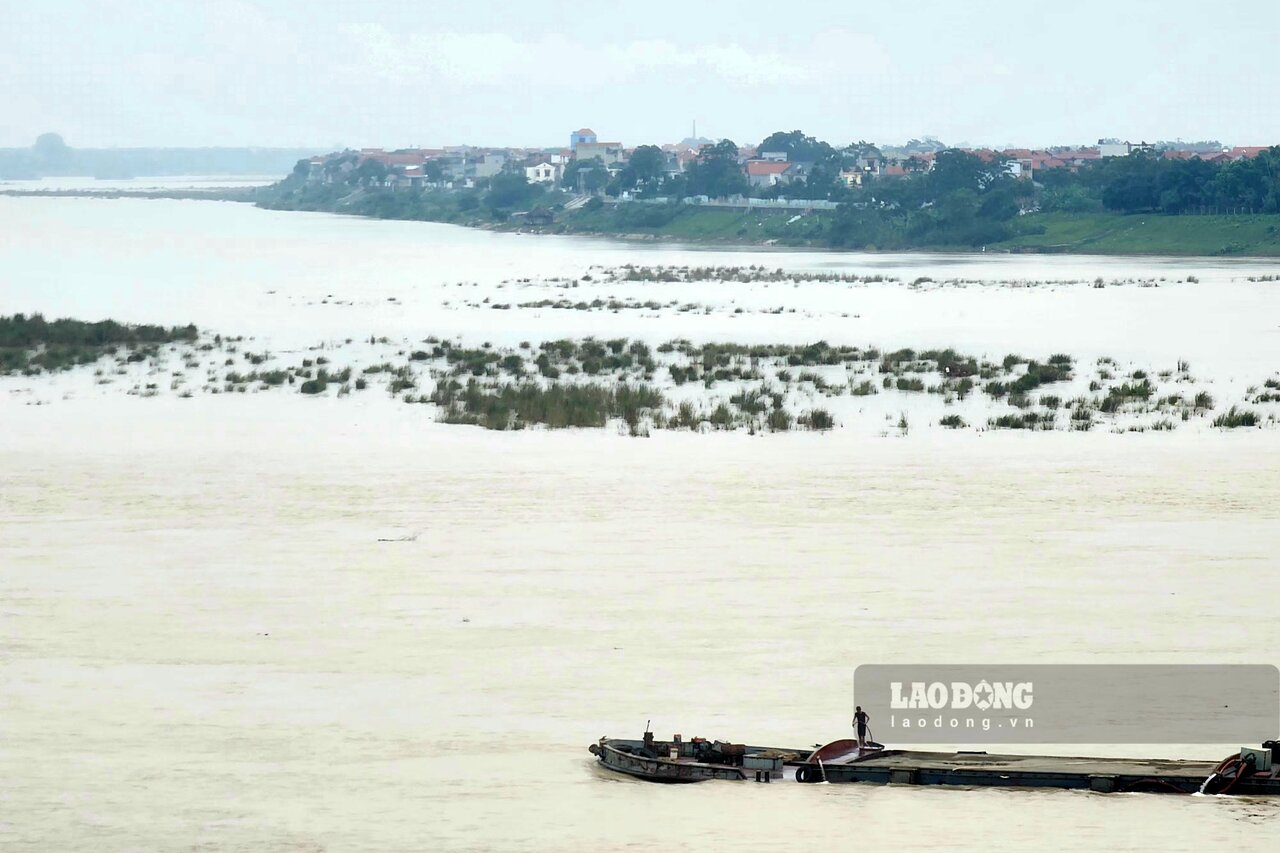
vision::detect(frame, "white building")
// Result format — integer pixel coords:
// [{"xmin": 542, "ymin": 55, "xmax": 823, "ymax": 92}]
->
[
  {"xmin": 1098, "ymin": 140, "xmax": 1131, "ymax": 158},
  {"xmin": 525, "ymin": 162, "xmax": 559, "ymax": 184}
]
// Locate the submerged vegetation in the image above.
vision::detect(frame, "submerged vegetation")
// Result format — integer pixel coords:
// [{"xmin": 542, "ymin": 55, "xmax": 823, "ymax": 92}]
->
[
  {"xmin": 1212, "ymin": 406, "xmax": 1261, "ymax": 429},
  {"xmin": 4, "ymin": 314, "xmax": 1277, "ymax": 436},
  {"xmin": 0, "ymin": 313, "xmax": 198, "ymax": 375},
  {"xmin": 599, "ymin": 265, "xmax": 898, "ymax": 285},
  {"xmin": 430, "ymin": 379, "xmax": 662, "ymax": 431}
]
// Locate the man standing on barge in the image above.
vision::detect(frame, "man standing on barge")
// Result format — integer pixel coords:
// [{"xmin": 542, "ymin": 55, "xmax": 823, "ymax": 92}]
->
[{"xmin": 853, "ymin": 706, "xmax": 870, "ymax": 749}]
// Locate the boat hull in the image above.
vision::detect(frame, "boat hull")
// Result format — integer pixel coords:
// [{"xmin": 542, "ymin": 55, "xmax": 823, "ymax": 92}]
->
[{"xmin": 591, "ymin": 738, "xmax": 807, "ymax": 783}]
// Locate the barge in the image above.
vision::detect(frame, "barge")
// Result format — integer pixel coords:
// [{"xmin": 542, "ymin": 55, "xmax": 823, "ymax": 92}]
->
[{"xmin": 590, "ymin": 731, "xmax": 1280, "ymax": 795}]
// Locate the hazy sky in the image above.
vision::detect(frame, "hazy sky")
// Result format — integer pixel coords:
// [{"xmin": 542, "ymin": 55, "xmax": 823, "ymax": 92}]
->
[{"xmin": 4, "ymin": 0, "xmax": 1278, "ymax": 150}]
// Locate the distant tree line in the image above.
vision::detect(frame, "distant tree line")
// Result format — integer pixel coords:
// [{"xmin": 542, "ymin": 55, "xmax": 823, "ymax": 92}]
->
[{"xmin": 1040, "ymin": 149, "xmax": 1280, "ymax": 214}]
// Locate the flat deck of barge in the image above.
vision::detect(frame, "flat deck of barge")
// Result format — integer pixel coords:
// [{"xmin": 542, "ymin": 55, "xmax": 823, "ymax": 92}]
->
[{"xmin": 803, "ymin": 749, "xmax": 1280, "ymax": 794}]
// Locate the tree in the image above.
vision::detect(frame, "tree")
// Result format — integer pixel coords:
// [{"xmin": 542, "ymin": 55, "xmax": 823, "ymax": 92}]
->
[
  {"xmin": 684, "ymin": 140, "xmax": 748, "ymax": 198},
  {"xmin": 34, "ymin": 132, "xmax": 69, "ymax": 158},
  {"xmin": 1153, "ymin": 157, "xmax": 1215, "ymax": 213},
  {"xmin": 353, "ymin": 158, "xmax": 388, "ymax": 186},
  {"xmin": 485, "ymin": 172, "xmax": 543, "ymax": 210},
  {"xmin": 1098, "ymin": 152, "xmax": 1160, "ymax": 212},
  {"xmin": 1041, "ymin": 183, "xmax": 1102, "ymax": 213},
  {"xmin": 562, "ymin": 157, "xmax": 606, "ymax": 194},
  {"xmin": 845, "ymin": 140, "xmax": 882, "ymax": 160},
  {"xmin": 758, "ymin": 130, "xmax": 836, "ymax": 164},
  {"xmin": 927, "ymin": 150, "xmax": 1012, "ymax": 198},
  {"xmin": 33, "ymin": 132, "xmax": 71, "ymax": 168},
  {"xmin": 322, "ymin": 152, "xmax": 358, "ymax": 185},
  {"xmin": 628, "ymin": 145, "xmax": 667, "ymax": 187},
  {"xmin": 607, "ymin": 146, "xmax": 667, "ymax": 197},
  {"xmin": 659, "ymin": 171, "xmax": 688, "ymax": 199},
  {"xmin": 583, "ymin": 166, "xmax": 608, "ymax": 194},
  {"xmin": 800, "ymin": 161, "xmax": 847, "ymax": 201}
]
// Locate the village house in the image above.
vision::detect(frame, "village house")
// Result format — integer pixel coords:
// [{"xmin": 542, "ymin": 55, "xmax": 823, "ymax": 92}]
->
[
  {"xmin": 359, "ymin": 148, "xmax": 429, "ymax": 168},
  {"xmin": 430, "ymin": 153, "xmax": 465, "ymax": 181},
  {"xmin": 387, "ymin": 166, "xmax": 429, "ymax": 190},
  {"xmin": 1163, "ymin": 149, "xmax": 1231, "ymax": 164},
  {"xmin": 1050, "ymin": 148, "xmax": 1101, "ymax": 171},
  {"xmin": 303, "ymin": 152, "xmax": 357, "ymax": 184},
  {"xmin": 839, "ymin": 168, "xmax": 865, "ymax": 188},
  {"xmin": 999, "ymin": 148, "xmax": 1039, "ymax": 179},
  {"xmin": 524, "ymin": 160, "xmax": 560, "ymax": 184},
  {"xmin": 1019, "ymin": 151, "xmax": 1069, "ymax": 175},
  {"xmin": 1098, "ymin": 140, "xmax": 1131, "ymax": 158},
  {"xmin": 465, "ymin": 152, "xmax": 507, "ymax": 180},
  {"xmin": 1228, "ymin": 146, "xmax": 1271, "ymax": 160},
  {"xmin": 847, "ymin": 149, "xmax": 883, "ymax": 176},
  {"xmin": 573, "ymin": 140, "xmax": 626, "ymax": 165},
  {"xmin": 744, "ymin": 159, "xmax": 795, "ymax": 188},
  {"xmin": 880, "ymin": 152, "xmax": 935, "ymax": 177},
  {"xmin": 1097, "ymin": 140, "xmax": 1155, "ymax": 158}
]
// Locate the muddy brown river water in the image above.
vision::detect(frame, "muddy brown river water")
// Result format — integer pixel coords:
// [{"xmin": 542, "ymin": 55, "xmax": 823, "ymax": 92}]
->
[{"xmin": 2, "ymin": 194, "xmax": 1279, "ymax": 850}]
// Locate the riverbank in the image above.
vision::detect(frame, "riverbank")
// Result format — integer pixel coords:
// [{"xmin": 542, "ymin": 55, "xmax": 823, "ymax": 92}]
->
[
  {"xmin": 541, "ymin": 206, "xmax": 1280, "ymax": 257},
  {"xmin": 8, "ymin": 184, "xmax": 1280, "ymax": 257},
  {"xmin": 249, "ymin": 181, "xmax": 1280, "ymax": 256}
]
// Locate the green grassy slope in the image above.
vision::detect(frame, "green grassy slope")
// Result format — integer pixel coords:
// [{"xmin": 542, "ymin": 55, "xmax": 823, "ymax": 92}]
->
[
  {"xmin": 561, "ymin": 206, "xmax": 1280, "ymax": 256},
  {"xmin": 995, "ymin": 213, "xmax": 1280, "ymax": 256},
  {"xmin": 559, "ymin": 204, "xmax": 833, "ymax": 245}
]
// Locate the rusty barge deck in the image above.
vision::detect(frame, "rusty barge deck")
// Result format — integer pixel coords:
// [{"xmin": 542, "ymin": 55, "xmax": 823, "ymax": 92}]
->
[{"xmin": 799, "ymin": 749, "xmax": 1280, "ymax": 794}]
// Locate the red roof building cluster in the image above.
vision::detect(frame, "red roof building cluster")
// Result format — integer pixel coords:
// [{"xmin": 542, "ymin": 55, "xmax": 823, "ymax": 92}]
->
[{"xmin": 744, "ymin": 160, "xmax": 791, "ymax": 177}]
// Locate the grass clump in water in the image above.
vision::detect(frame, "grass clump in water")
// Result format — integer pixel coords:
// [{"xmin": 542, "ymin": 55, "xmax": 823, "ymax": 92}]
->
[
  {"xmin": 766, "ymin": 409, "xmax": 793, "ymax": 431},
  {"xmin": 1212, "ymin": 406, "xmax": 1260, "ymax": 428},
  {"xmin": 989, "ymin": 412, "xmax": 1054, "ymax": 430},
  {"xmin": 434, "ymin": 379, "xmax": 663, "ymax": 430},
  {"xmin": 799, "ymin": 408, "xmax": 835, "ymax": 430}
]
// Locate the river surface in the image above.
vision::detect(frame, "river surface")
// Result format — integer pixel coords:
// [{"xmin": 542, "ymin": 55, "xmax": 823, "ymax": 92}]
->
[{"xmin": 2, "ymin": 194, "xmax": 1280, "ymax": 851}]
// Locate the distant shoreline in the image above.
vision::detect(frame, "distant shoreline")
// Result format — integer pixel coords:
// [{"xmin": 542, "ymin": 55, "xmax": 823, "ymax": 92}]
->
[{"xmin": 0, "ymin": 187, "xmax": 259, "ymax": 202}]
